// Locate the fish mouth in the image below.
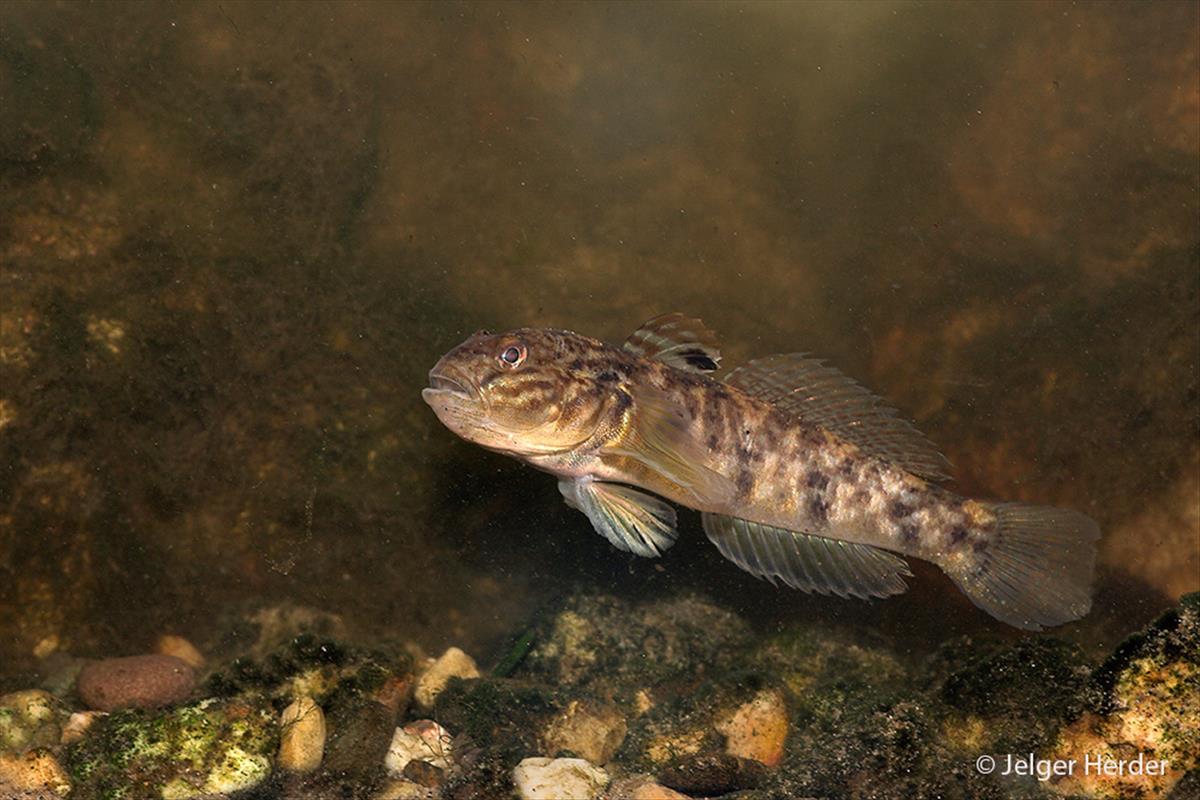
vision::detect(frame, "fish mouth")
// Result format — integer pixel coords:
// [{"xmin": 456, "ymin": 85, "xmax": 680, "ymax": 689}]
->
[{"xmin": 422, "ymin": 370, "xmax": 479, "ymax": 404}]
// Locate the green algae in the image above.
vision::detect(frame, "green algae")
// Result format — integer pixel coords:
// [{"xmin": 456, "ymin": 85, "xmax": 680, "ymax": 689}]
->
[
  {"xmin": 65, "ymin": 696, "xmax": 277, "ymax": 800},
  {"xmin": 0, "ymin": 690, "xmax": 66, "ymax": 755}
]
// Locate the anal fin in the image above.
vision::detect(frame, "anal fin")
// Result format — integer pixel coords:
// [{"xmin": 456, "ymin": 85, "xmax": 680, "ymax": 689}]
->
[
  {"xmin": 560, "ymin": 478, "xmax": 679, "ymax": 557},
  {"xmin": 701, "ymin": 513, "xmax": 911, "ymax": 599}
]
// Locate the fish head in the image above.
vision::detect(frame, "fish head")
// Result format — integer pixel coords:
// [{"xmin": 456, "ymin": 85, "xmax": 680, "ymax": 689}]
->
[{"xmin": 422, "ymin": 328, "xmax": 610, "ymax": 458}]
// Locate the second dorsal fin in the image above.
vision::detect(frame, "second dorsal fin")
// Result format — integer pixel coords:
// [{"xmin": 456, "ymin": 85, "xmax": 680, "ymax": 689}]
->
[
  {"xmin": 726, "ymin": 354, "xmax": 952, "ymax": 482},
  {"xmin": 623, "ymin": 313, "xmax": 722, "ymax": 373}
]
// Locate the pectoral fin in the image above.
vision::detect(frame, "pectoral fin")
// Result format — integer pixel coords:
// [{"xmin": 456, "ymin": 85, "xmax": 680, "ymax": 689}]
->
[
  {"xmin": 702, "ymin": 513, "xmax": 911, "ymax": 599},
  {"xmin": 607, "ymin": 384, "xmax": 735, "ymax": 505},
  {"xmin": 559, "ymin": 478, "xmax": 679, "ymax": 557}
]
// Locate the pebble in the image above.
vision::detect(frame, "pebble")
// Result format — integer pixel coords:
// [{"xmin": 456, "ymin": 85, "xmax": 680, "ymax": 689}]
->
[
  {"xmin": 658, "ymin": 751, "xmax": 765, "ymax": 796},
  {"xmin": 542, "ymin": 700, "xmax": 627, "ymax": 764},
  {"xmin": 155, "ymin": 635, "xmax": 206, "ymax": 670},
  {"xmin": 60, "ymin": 711, "xmax": 105, "ymax": 745},
  {"xmin": 277, "ymin": 696, "xmax": 325, "ymax": 773},
  {"xmin": 322, "ymin": 697, "xmax": 396, "ymax": 780},
  {"xmin": 33, "ymin": 636, "xmax": 60, "ymax": 660},
  {"xmin": 76, "ymin": 654, "xmax": 196, "ymax": 711},
  {"xmin": 0, "ymin": 748, "xmax": 72, "ymax": 796},
  {"xmin": 715, "ymin": 689, "xmax": 788, "ymax": 767},
  {"xmin": 631, "ymin": 781, "xmax": 693, "ymax": 800},
  {"xmin": 374, "ymin": 778, "xmax": 434, "ymax": 799},
  {"xmin": 609, "ymin": 776, "xmax": 694, "ymax": 800},
  {"xmin": 373, "ymin": 674, "xmax": 414, "ymax": 717},
  {"xmin": 414, "ymin": 647, "xmax": 479, "ymax": 708},
  {"xmin": 401, "ymin": 758, "xmax": 445, "ymax": 788},
  {"xmin": 0, "ymin": 690, "xmax": 62, "ymax": 753},
  {"xmin": 513, "ymin": 757, "xmax": 610, "ymax": 800},
  {"xmin": 384, "ymin": 719, "xmax": 454, "ymax": 774}
]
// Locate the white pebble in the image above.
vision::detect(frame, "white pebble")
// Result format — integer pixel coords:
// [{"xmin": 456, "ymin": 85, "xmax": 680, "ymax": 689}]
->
[
  {"xmin": 384, "ymin": 719, "xmax": 453, "ymax": 775},
  {"xmin": 513, "ymin": 757, "xmax": 609, "ymax": 800}
]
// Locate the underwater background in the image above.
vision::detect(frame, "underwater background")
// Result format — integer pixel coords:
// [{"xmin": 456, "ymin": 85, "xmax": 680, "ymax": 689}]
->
[{"xmin": 0, "ymin": 2, "xmax": 1197, "ymax": 799}]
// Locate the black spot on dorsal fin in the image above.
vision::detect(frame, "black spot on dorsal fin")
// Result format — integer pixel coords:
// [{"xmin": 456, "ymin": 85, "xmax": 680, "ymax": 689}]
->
[{"xmin": 623, "ymin": 313, "xmax": 722, "ymax": 374}]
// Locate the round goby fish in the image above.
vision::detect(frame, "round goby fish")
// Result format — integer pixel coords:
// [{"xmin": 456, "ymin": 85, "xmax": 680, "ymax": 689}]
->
[{"xmin": 422, "ymin": 313, "xmax": 1099, "ymax": 630}]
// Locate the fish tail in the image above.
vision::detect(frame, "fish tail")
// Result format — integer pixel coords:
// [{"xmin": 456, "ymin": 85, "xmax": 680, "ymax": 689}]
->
[{"xmin": 944, "ymin": 502, "xmax": 1100, "ymax": 630}]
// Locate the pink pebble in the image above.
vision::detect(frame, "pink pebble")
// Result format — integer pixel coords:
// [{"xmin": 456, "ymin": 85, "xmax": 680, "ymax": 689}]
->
[{"xmin": 76, "ymin": 655, "xmax": 197, "ymax": 711}]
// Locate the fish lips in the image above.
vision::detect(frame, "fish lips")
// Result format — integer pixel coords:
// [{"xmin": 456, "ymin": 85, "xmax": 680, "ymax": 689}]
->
[
  {"xmin": 424, "ymin": 370, "xmax": 475, "ymax": 399},
  {"xmin": 422, "ymin": 370, "xmax": 486, "ymax": 429}
]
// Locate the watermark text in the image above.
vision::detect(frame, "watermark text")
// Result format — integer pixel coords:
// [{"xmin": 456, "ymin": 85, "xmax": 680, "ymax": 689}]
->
[{"xmin": 975, "ymin": 753, "xmax": 1169, "ymax": 781}]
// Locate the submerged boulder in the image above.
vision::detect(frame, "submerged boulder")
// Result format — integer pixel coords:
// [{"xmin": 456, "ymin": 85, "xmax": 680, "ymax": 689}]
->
[
  {"xmin": 1044, "ymin": 593, "xmax": 1199, "ymax": 800},
  {"xmin": 65, "ymin": 695, "xmax": 277, "ymax": 798},
  {"xmin": 0, "ymin": 689, "xmax": 67, "ymax": 755}
]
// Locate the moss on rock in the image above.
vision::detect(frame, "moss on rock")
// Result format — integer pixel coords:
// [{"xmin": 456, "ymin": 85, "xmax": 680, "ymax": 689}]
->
[
  {"xmin": 65, "ymin": 695, "xmax": 277, "ymax": 799},
  {"xmin": 1044, "ymin": 593, "xmax": 1199, "ymax": 800}
]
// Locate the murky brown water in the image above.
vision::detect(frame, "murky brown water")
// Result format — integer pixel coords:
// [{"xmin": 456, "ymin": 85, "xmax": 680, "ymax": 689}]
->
[{"xmin": 1, "ymin": 0, "xmax": 1197, "ymax": 686}]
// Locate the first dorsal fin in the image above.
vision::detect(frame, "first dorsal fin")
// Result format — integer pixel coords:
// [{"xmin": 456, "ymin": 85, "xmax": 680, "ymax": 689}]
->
[
  {"xmin": 726, "ymin": 354, "xmax": 952, "ymax": 482},
  {"xmin": 624, "ymin": 313, "xmax": 722, "ymax": 373}
]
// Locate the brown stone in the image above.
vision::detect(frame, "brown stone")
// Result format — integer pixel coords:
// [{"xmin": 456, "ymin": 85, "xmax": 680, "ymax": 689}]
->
[
  {"xmin": 402, "ymin": 758, "xmax": 445, "ymax": 788},
  {"xmin": 715, "ymin": 689, "xmax": 788, "ymax": 767},
  {"xmin": 76, "ymin": 654, "xmax": 196, "ymax": 711},
  {"xmin": 658, "ymin": 752, "xmax": 765, "ymax": 797}
]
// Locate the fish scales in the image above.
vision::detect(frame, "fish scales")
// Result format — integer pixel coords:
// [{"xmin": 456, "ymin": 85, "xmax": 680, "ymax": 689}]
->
[
  {"xmin": 629, "ymin": 360, "xmax": 989, "ymax": 563},
  {"xmin": 422, "ymin": 314, "xmax": 1099, "ymax": 630}
]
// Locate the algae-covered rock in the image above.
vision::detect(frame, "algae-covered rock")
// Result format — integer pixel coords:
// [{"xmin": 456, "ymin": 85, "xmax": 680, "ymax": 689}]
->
[
  {"xmin": 208, "ymin": 634, "xmax": 411, "ymax": 793},
  {"xmin": 1044, "ymin": 593, "xmax": 1199, "ymax": 800},
  {"xmin": 541, "ymin": 700, "xmax": 627, "ymax": 765},
  {"xmin": 0, "ymin": 689, "xmax": 67, "ymax": 755},
  {"xmin": 206, "ymin": 632, "xmax": 411, "ymax": 711},
  {"xmin": 737, "ymin": 620, "xmax": 1101, "ymax": 799},
  {"xmin": 64, "ymin": 695, "xmax": 277, "ymax": 799},
  {"xmin": 521, "ymin": 593, "xmax": 752, "ymax": 694},
  {"xmin": 434, "ymin": 676, "xmax": 561, "ymax": 766},
  {"xmin": 929, "ymin": 635, "xmax": 1093, "ymax": 756}
]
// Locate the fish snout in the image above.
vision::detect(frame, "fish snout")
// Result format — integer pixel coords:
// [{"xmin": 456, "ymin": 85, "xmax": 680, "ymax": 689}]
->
[{"xmin": 423, "ymin": 362, "xmax": 481, "ymax": 407}]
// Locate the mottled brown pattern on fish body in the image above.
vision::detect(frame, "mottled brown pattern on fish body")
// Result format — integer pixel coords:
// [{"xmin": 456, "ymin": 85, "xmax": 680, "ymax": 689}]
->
[{"xmin": 579, "ymin": 349, "xmax": 993, "ymax": 563}]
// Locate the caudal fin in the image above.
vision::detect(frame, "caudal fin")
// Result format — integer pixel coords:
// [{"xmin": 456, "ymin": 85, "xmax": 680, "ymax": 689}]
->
[{"xmin": 946, "ymin": 503, "xmax": 1100, "ymax": 630}]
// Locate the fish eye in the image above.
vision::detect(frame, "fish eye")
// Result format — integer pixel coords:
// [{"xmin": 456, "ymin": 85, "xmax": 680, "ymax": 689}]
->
[{"xmin": 499, "ymin": 344, "xmax": 527, "ymax": 368}]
